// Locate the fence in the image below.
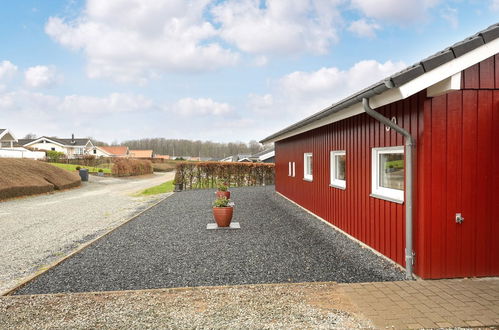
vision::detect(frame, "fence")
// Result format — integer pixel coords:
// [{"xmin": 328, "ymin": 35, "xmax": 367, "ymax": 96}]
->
[
  {"xmin": 174, "ymin": 161, "xmax": 275, "ymax": 190},
  {"xmin": 0, "ymin": 148, "xmax": 46, "ymax": 160}
]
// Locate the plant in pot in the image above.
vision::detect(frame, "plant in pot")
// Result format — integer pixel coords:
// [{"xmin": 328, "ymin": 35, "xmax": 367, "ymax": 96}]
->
[
  {"xmin": 98, "ymin": 168, "xmax": 104, "ymax": 176},
  {"xmin": 212, "ymin": 196, "xmax": 234, "ymax": 227},
  {"xmin": 216, "ymin": 182, "xmax": 230, "ymax": 199}
]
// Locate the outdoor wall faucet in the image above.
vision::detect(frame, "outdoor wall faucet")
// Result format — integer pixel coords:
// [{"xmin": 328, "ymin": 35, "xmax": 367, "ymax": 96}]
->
[{"xmin": 455, "ymin": 213, "xmax": 464, "ymax": 224}]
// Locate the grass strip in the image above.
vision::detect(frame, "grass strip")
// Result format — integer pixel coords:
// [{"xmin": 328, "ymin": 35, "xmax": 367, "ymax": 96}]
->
[
  {"xmin": 49, "ymin": 163, "xmax": 112, "ymax": 174},
  {"xmin": 135, "ymin": 180, "xmax": 174, "ymax": 196}
]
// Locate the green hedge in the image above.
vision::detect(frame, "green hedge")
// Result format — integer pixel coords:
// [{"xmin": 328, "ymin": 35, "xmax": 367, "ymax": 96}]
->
[{"xmin": 174, "ymin": 162, "xmax": 274, "ymax": 190}]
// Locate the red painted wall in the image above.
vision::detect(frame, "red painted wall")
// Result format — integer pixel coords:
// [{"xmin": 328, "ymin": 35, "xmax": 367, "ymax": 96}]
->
[{"xmin": 275, "ymin": 55, "xmax": 499, "ymax": 279}]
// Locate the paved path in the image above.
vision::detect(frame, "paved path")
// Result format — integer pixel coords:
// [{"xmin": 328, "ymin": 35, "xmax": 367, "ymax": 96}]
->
[
  {"xmin": 13, "ymin": 186, "xmax": 404, "ymax": 295},
  {"xmin": 1, "ymin": 279, "xmax": 498, "ymax": 329},
  {"xmin": 0, "ymin": 172, "xmax": 174, "ymax": 294},
  {"xmin": 340, "ymin": 277, "xmax": 499, "ymax": 329}
]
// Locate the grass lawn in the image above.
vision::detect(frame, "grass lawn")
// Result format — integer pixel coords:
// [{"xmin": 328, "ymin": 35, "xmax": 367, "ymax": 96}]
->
[
  {"xmin": 49, "ymin": 163, "xmax": 112, "ymax": 174},
  {"xmin": 136, "ymin": 180, "xmax": 174, "ymax": 196}
]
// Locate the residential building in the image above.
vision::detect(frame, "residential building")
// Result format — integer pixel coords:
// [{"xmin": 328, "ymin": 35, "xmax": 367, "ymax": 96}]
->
[{"xmin": 261, "ymin": 24, "xmax": 499, "ymax": 279}]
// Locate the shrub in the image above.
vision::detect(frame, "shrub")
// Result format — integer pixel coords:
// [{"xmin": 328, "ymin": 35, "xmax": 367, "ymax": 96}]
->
[
  {"xmin": 98, "ymin": 168, "xmax": 103, "ymax": 173},
  {"xmin": 75, "ymin": 166, "xmax": 81, "ymax": 170},
  {"xmin": 112, "ymin": 158, "xmax": 153, "ymax": 177},
  {"xmin": 175, "ymin": 161, "xmax": 274, "ymax": 190},
  {"xmin": 46, "ymin": 150, "xmax": 65, "ymax": 162}
]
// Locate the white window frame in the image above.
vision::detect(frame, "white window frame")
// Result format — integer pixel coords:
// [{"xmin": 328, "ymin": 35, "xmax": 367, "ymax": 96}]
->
[
  {"xmin": 288, "ymin": 162, "xmax": 292, "ymax": 176},
  {"xmin": 292, "ymin": 162, "xmax": 295, "ymax": 177},
  {"xmin": 330, "ymin": 150, "xmax": 346, "ymax": 189},
  {"xmin": 371, "ymin": 146, "xmax": 404, "ymax": 203},
  {"xmin": 303, "ymin": 153, "xmax": 313, "ymax": 181}
]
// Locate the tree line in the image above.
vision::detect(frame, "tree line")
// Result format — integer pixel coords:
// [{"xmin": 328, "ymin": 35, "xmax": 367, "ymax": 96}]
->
[{"xmin": 115, "ymin": 138, "xmax": 266, "ymax": 159}]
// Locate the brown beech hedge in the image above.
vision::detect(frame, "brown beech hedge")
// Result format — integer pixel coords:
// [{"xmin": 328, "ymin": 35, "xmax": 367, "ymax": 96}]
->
[
  {"xmin": 112, "ymin": 158, "xmax": 153, "ymax": 177},
  {"xmin": 174, "ymin": 161, "xmax": 274, "ymax": 189}
]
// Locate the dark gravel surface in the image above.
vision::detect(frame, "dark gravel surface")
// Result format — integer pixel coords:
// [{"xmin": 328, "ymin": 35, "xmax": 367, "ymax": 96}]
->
[{"xmin": 14, "ymin": 186, "xmax": 405, "ymax": 295}]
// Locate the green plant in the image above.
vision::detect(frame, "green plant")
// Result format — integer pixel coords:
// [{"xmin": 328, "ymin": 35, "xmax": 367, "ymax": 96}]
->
[
  {"xmin": 75, "ymin": 166, "xmax": 81, "ymax": 170},
  {"xmin": 217, "ymin": 182, "xmax": 228, "ymax": 191},
  {"xmin": 213, "ymin": 196, "xmax": 231, "ymax": 208},
  {"xmin": 98, "ymin": 168, "xmax": 103, "ymax": 173},
  {"xmin": 46, "ymin": 150, "xmax": 65, "ymax": 162}
]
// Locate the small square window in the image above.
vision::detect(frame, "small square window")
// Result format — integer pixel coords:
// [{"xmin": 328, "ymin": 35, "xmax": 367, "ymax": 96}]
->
[
  {"xmin": 330, "ymin": 150, "xmax": 346, "ymax": 189},
  {"xmin": 51, "ymin": 147, "xmax": 55, "ymax": 151},
  {"xmin": 303, "ymin": 153, "xmax": 313, "ymax": 181},
  {"xmin": 371, "ymin": 146, "xmax": 404, "ymax": 203}
]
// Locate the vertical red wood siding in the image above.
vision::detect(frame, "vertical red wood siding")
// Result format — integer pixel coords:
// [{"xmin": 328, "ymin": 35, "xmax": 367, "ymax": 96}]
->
[{"xmin": 275, "ymin": 55, "xmax": 499, "ymax": 279}]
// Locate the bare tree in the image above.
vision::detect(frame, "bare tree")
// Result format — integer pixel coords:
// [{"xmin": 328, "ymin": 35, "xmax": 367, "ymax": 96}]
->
[{"xmin": 23, "ymin": 133, "xmax": 37, "ymax": 139}]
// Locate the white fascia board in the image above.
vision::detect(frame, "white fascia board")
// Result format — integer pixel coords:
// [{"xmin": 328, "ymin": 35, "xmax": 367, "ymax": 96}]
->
[
  {"xmin": 96, "ymin": 147, "xmax": 112, "ymax": 156},
  {"xmin": 427, "ymin": 72, "xmax": 462, "ymax": 97},
  {"xmin": 266, "ymin": 88, "xmax": 404, "ymax": 144},
  {"xmin": 0, "ymin": 129, "xmax": 17, "ymax": 141},
  {"xmin": 85, "ymin": 140, "xmax": 94, "ymax": 148},
  {"xmin": 399, "ymin": 38, "xmax": 499, "ymax": 98},
  {"xmin": 259, "ymin": 150, "xmax": 275, "ymax": 161},
  {"xmin": 25, "ymin": 137, "xmax": 64, "ymax": 147}
]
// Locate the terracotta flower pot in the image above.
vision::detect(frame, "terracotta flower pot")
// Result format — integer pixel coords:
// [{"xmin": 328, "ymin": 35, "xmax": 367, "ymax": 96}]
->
[
  {"xmin": 212, "ymin": 206, "xmax": 233, "ymax": 227},
  {"xmin": 216, "ymin": 190, "xmax": 230, "ymax": 199}
]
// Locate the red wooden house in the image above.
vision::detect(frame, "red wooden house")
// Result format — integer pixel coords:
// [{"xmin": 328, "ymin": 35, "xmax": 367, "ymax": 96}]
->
[{"xmin": 261, "ymin": 24, "xmax": 499, "ymax": 280}]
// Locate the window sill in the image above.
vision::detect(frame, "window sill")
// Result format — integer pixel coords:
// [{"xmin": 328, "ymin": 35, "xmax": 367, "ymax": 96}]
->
[
  {"xmin": 370, "ymin": 193, "xmax": 404, "ymax": 204},
  {"xmin": 329, "ymin": 184, "xmax": 346, "ymax": 190},
  {"xmin": 303, "ymin": 177, "xmax": 313, "ymax": 182}
]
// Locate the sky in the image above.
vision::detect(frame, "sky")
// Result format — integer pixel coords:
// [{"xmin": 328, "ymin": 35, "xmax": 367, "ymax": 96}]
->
[{"xmin": 0, "ymin": 0, "xmax": 497, "ymax": 144}]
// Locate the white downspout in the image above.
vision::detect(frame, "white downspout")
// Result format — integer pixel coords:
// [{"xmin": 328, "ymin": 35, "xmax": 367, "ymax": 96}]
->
[{"xmin": 362, "ymin": 98, "xmax": 415, "ymax": 280}]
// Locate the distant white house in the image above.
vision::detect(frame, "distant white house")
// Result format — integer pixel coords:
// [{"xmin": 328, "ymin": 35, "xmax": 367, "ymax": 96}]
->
[
  {"xmin": 0, "ymin": 129, "xmax": 45, "ymax": 159},
  {"xmin": 219, "ymin": 148, "xmax": 275, "ymax": 163},
  {"xmin": 18, "ymin": 134, "xmax": 95, "ymax": 159},
  {"xmin": 0, "ymin": 129, "xmax": 17, "ymax": 148}
]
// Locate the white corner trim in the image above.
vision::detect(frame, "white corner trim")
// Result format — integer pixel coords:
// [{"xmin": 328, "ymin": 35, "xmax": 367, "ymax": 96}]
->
[
  {"xmin": 399, "ymin": 37, "xmax": 499, "ymax": 98},
  {"xmin": 426, "ymin": 72, "xmax": 462, "ymax": 97},
  {"xmin": 0, "ymin": 129, "xmax": 17, "ymax": 141}
]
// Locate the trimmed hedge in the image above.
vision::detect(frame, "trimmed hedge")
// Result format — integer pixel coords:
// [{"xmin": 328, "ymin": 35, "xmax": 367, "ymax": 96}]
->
[
  {"xmin": 112, "ymin": 158, "xmax": 153, "ymax": 177},
  {"xmin": 174, "ymin": 161, "xmax": 274, "ymax": 190}
]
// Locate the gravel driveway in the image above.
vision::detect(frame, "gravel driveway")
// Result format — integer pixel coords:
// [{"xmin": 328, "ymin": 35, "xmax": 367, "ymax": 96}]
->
[
  {"xmin": 14, "ymin": 186, "xmax": 405, "ymax": 295},
  {"xmin": 0, "ymin": 172, "xmax": 174, "ymax": 294}
]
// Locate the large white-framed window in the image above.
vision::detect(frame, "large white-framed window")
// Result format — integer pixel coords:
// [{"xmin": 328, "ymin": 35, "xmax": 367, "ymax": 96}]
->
[
  {"xmin": 371, "ymin": 146, "xmax": 405, "ymax": 203},
  {"xmin": 330, "ymin": 150, "xmax": 346, "ymax": 189},
  {"xmin": 303, "ymin": 153, "xmax": 313, "ymax": 181}
]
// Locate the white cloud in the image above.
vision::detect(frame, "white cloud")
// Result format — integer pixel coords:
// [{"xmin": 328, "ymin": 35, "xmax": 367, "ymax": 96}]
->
[
  {"xmin": 440, "ymin": 6, "xmax": 458, "ymax": 29},
  {"xmin": 211, "ymin": 0, "xmax": 342, "ymax": 55},
  {"xmin": 0, "ymin": 60, "xmax": 18, "ymax": 81},
  {"xmin": 60, "ymin": 93, "xmax": 153, "ymax": 113},
  {"xmin": 24, "ymin": 65, "xmax": 61, "ymax": 88},
  {"xmin": 350, "ymin": 0, "xmax": 441, "ymax": 24},
  {"xmin": 45, "ymin": 0, "xmax": 239, "ymax": 83},
  {"xmin": 348, "ymin": 19, "xmax": 381, "ymax": 38},
  {"xmin": 249, "ymin": 59, "xmax": 406, "ymax": 122},
  {"xmin": 172, "ymin": 97, "xmax": 232, "ymax": 116}
]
